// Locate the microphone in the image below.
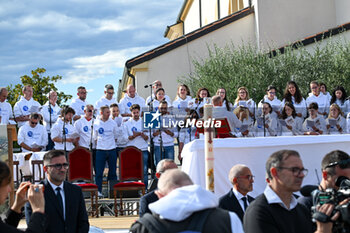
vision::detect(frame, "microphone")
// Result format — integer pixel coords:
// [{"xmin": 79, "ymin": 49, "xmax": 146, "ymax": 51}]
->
[{"xmin": 300, "ymin": 185, "xmax": 319, "ymax": 197}]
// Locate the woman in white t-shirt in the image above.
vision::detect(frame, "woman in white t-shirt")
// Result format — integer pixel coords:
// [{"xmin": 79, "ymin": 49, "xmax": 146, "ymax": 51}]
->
[
  {"xmin": 279, "ymin": 102, "xmax": 300, "ymax": 136},
  {"xmin": 172, "ymin": 84, "xmax": 192, "ymax": 115},
  {"xmin": 326, "ymin": 103, "xmax": 346, "ymax": 134},
  {"xmin": 330, "ymin": 86, "xmax": 349, "ymax": 116},
  {"xmin": 216, "ymin": 87, "xmax": 233, "ymax": 111},
  {"xmin": 302, "ymin": 102, "xmax": 327, "ymax": 135},
  {"xmin": 233, "ymin": 87, "xmax": 255, "ymax": 119},
  {"xmin": 188, "ymin": 87, "xmax": 210, "ymax": 114},
  {"xmin": 254, "ymin": 102, "xmax": 277, "ymax": 137}
]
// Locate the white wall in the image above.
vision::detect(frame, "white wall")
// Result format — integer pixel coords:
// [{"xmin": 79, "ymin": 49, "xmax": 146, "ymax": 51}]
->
[
  {"xmin": 184, "ymin": 0, "xmax": 201, "ymax": 34},
  {"xmin": 255, "ymin": 0, "xmax": 336, "ymax": 50},
  {"xmin": 137, "ymin": 14, "xmax": 256, "ymax": 100},
  {"xmin": 335, "ymin": 0, "xmax": 350, "ymax": 25},
  {"xmin": 201, "ymin": 0, "xmax": 217, "ymax": 26}
]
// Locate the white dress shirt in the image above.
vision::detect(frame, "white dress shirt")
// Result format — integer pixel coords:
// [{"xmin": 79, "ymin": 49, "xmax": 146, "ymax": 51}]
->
[{"xmin": 48, "ymin": 180, "xmax": 66, "ymax": 220}]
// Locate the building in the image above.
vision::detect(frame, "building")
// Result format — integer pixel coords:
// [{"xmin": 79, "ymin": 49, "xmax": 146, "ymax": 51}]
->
[{"xmin": 117, "ymin": 0, "xmax": 350, "ymax": 101}]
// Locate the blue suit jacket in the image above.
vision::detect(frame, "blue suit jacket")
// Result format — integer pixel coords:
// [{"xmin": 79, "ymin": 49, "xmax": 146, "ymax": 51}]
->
[{"xmin": 139, "ymin": 190, "xmax": 159, "ymax": 217}]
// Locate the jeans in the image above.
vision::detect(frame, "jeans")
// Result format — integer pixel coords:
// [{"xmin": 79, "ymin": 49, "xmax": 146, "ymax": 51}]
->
[
  {"xmin": 95, "ymin": 149, "xmax": 117, "ymax": 192},
  {"xmin": 142, "ymin": 150, "xmax": 149, "ymax": 186},
  {"xmin": 154, "ymin": 145, "xmax": 174, "ymax": 167}
]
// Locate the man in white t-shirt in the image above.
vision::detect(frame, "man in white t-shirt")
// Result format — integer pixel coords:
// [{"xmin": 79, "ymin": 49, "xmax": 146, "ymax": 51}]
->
[
  {"xmin": 70, "ymin": 86, "xmax": 88, "ymax": 121},
  {"xmin": 0, "ymin": 87, "xmax": 14, "ymax": 125},
  {"xmin": 119, "ymin": 84, "xmax": 146, "ymax": 117},
  {"xmin": 95, "ymin": 84, "xmax": 117, "ymax": 111},
  {"xmin": 18, "ymin": 113, "xmax": 48, "ymax": 152},
  {"xmin": 145, "ymin": 80, "xmax": 171, "ymax": 106},
  {"xmin": 14, "ymin": 85, "xmax": 41, "ymax": 128}
]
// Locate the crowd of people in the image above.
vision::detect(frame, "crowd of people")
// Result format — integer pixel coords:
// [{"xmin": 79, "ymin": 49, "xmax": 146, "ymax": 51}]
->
[{"xmin": 1, "ymin": 80, "xmax": 350, "ymax": 193}]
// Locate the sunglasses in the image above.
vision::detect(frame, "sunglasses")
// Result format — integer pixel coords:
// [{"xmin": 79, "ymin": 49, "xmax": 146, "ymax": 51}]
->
[
  {"xmin": 87, "ymin": 109, "xmax": 93, "ymax": 113},
  {"xmin": 47, "ymin": 163, "xmax": 69, "ymax": 170},
  {"xmin": 325, "ymin": 158, "xmax": 350, "ymax": 169},
  {"xmin": 30, "ymin": 121, "xmax": 38, "ymax": 125}
]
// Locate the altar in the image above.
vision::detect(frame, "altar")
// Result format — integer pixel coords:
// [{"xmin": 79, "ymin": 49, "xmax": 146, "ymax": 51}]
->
[{"xmin": 181, "ymin": 135, "xmax": 350, "ymax": 197}]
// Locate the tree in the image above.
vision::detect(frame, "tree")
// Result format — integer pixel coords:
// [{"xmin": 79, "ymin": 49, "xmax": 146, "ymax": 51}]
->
[
  {"xmin": 6, "ymin": 68, "xmax": 72, "ymax": 106},
  {"xmin": 179, "ymin": 38, "xmax": 350, "ymax": 103}
]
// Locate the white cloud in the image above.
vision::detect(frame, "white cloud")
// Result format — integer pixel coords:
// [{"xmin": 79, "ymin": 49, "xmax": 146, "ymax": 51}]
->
[{"xmin": 62, "ymin": 46, "xmax": 153, "ymax": 84}]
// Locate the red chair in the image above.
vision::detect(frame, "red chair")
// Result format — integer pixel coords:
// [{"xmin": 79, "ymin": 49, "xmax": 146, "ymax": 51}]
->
[
  {"xmin": 113, "ymin": 146, "xmax": 145, "ymax": 217},
  {"xmin": 68, "ymin": 147, "xmax": 99, "ymax": 217}
]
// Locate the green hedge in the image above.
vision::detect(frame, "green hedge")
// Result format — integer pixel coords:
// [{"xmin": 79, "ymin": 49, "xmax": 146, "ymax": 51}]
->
[{"xmin": 179, "ymin": 38, "xmax": 350, "ymax": 103}]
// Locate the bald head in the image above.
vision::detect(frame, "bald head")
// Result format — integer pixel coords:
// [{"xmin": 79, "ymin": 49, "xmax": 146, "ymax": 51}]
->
[
  {"xmin": 156, "ymin": 159, "xmax": 177, "ymax": 178},
  {"xmin": 126, "ymin": 84, "xmax": 135, "ymax": 98},
  {"xmin": 157, "ymin": 169, "xmax": 193, "ymax": 197},
  {"xmin": 0, "ymin": 88, "xmax": 8, "ymax": 102}
]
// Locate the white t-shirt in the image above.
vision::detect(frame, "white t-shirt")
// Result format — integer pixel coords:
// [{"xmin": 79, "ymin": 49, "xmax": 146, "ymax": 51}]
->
[
  {"xmin": 119, "ymin": 93, "xmax": 146, "ymax": 115},
  {"xmin": 74, "ymin": 117, "xmax": 94, "ymax": 148},
  {"xmin": 93, "ymin": 118, "xmax": 120, "ymax": 150},
  {"xmin": 0, "ymin": 100, "xmax": 13, "ymax": 125},
  {"xmin": 95, "ymin": 96, "xmax": 117, "ymax": 112},
  {"xmin": 18, "ymin": 122, "xmax": 48, "ymax": 152},
  {"xmin": 13, "ymin": 97, "xmax": 41, "ymax": 127},
  {"xmin": 124, "ymin": 118, "xmax": 149, "ymax": 151},
  {"xmin": 70, "ymin": 98, "xmax": 87, "ymax": 119},
  {"xmin": 40, "ymin": 102, "xmax": 61, "ymax": 132},
  {"xmin": 306, "ymin": 93, "xmax": 330, "ymax": 115},
  {"xmin": 51, "ymin": 118, "xmax": 78, "ymax": 151}
]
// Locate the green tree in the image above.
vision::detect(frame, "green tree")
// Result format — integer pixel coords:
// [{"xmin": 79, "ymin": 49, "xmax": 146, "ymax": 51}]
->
[{"xmin": 6, "ymin": 68, "xmax": 72, "ymax": 106}]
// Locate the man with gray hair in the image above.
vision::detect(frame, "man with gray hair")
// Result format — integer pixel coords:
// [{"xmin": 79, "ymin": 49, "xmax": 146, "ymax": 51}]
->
[
  {"xmin": 95, "ymin": 84, "xmax": 117, "ymax": 111},
  {"xmin": 0, "ymin": 87, "xmax": 14, "ymax": 125},
  {"xmin": 139, "ymin": 159, "xmax": 177, "ymax": 217},
  {"xmin": 219, "ymin": 164, "xmax": 255, "ymax": 222},
  {"xmin": 131, "ymin": 169, "xmax": 244, "ymax": 233}
]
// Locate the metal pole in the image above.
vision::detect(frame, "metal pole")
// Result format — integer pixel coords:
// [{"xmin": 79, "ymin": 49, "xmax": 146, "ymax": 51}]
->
[{"xmin": 203, "ymin": 98, "xmax": 214, "ymax": 192}]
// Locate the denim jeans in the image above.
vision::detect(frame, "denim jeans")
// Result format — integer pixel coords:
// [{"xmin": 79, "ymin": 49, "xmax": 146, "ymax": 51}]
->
[
  {"xmin": 95, "ymin": 149, "xmax": 117, "ymax": 192},
  {"xmin": 142, "ymin": 150, "xmax": 149, "ymax": 186},
  {"xmin": 154, "ymin": 145, "xmax": 174, "ymax": 167}
]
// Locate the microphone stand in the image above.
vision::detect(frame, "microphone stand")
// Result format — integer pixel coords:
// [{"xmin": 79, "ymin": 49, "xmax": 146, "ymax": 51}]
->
[
  {"xmin": 147, "ymin": 86, "xmax": 156, "ymax": 178},
  {"xmin": 90, "ymin": 110, "xmax": 96, "ymax": 151},
  {"xmin": 195, "ymin": 98, "xmax": 203, "ymax": 113},
  {"xmin": 48, "ymin": 92, "xmax": 52, "ymax": 129},
  {"xmin": 62, "ymin": 110, "xmax": 67, "ymax": 158},
  {"xmin": 159, "ymin": 115, "xmax": 164, "ymax": 162}
]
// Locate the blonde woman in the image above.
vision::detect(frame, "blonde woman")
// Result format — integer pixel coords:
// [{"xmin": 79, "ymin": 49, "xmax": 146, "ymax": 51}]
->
[
  {"xmin": 326, "ymin": 104, "xmax": 346, "ymax": 134},
  {"xmin": 233, "ymin": 87, "xmax": 255, "ymax": 119}
]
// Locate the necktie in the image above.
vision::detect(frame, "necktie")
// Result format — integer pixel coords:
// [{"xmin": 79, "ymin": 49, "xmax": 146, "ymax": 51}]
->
[
  {"xmin": 241, "ymin": 196, "xmax": 248, "ymax": 211},
  {"xmin": 56, "ymin": 187, "xmax": 64, "ymax": 217}
]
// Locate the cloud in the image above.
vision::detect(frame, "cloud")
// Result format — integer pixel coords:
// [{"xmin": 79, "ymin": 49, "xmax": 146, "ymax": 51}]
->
[{"xmin": 62, "ymin": 46, "xmax": 153, "ymax": 84}]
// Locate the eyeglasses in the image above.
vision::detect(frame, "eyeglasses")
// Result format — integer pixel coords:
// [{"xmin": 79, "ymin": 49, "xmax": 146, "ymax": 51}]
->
[
  {"xmin": 30, "ymin": 121, "xmax": 38, "ymax": 125},
  {"xmin": 47, "ymin": 163, "xmax": 69, "ymax": 170},
  {"xmin": 325, "ymin": 158, "xmax": 350, "ymax": 169},
  {"xmin": 237, "ymin": 175, "xmax": 255, "ymax": 181},
  {"xmin": 277, "ymin": 167, "xmax": 308, "ymax": 176},
  {"xmin": 87, "ymin": 109, "xmax": 93, "ymax": 113},
  {"xmin": 268, "ymin": 92, "xmax": 276, "ymax": 95},
  {"xmin": 311, "ymin": 86, "xmax": 318, "ymax": 90}
]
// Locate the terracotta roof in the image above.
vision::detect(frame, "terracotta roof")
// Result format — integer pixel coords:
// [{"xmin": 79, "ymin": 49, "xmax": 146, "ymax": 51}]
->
[
  {"xmin": 270, "ymin": 22, "xmax": 350, "ymax": 57},
  {"xmin": 126, "ymin": 7, "xmax": 255, "ymax": 68}
]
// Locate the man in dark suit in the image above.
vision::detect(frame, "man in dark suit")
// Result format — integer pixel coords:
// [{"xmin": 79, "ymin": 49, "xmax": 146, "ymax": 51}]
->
[
  {"xmin": 26, "ymin": 150, "xmax": 89, "ymax": 233},
  {"xmin": 219, "ymin": 164, "xmax": 255, "ymax": 222},
  {"xmin": 139, "ymin": 159, "xmax": 177, "ymax": 217}
]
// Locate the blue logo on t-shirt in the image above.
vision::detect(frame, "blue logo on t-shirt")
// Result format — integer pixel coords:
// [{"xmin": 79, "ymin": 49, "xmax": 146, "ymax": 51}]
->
[
  {"xmin": 178, "ymin": 104, "xmax": 181, "ymax": 109},
  {"xmin": 81, "ymin": 105, "xmax": 84, "ymax": 110},
  {"xmin": 64, "ymin": 128, "xmax": 68, "ymax": 135},
  {"xmin": 83, "ymin": 126, "xmax": 89, "ymax": 132},
  {"xmin": 27, "ymin": 131, "xmax": 33, "ymax": 137},
  {"xmin": 48, "ymin": 108, "xmax": 53, "ymax": 114},
  {"xmin": 98, "ymin": 127, "xmax": 104, "ymax": 134},
  {"xmin": 23, "ymin": 106, "xmax": 28, "ymax": 111},
  {"xmin": 131, "ymin": 127, "xmax": 137, "ymax": 132},
  {"xmin": 127, "ymin": 102, "xmax": 132, "ymax": 107}
]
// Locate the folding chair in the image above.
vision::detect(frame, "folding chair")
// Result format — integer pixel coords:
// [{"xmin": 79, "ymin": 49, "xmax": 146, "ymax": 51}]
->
[
  {"xmin": 32, "ymin": 160, "xmax": 45, "ymax": 183},
  {"xmin": 68, "ymin": 147, "xmax": 99, "ymax": 217},
  {"xmin": 113, "ymin": 146, "xmax": 145, "ymax": 217}
]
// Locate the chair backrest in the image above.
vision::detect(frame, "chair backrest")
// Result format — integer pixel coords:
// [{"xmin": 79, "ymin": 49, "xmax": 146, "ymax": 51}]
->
[
  {"xmin": 31, "ymin": 160, "xmax": 45, "ymax": 183},
  {"xmin": 13, "ymin": 161, "xmax": 20, "ymax": 188},
  {"xmin": 68, "ymin": 147, "xmax": 93, "ymax": 183},
  {"xmin": 119, "ymin": 146, "xmax": 143, "ymax": 182}
]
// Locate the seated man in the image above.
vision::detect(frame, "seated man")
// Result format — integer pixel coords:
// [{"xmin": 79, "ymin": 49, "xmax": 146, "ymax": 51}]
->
[
  {"xmin": 18, "ymin": 113, "xmax": 48, "ymax": 152},
  {"xmin": 219, "ymin": 164, "xmax": 255, "ymax": 222},
  {"xmin": 130, "ymin": 169, "xmax": 244, "ymax": 233},
  {"xmin": 139, "ymin": 159, "xmax": 177, "ymax": 217}
]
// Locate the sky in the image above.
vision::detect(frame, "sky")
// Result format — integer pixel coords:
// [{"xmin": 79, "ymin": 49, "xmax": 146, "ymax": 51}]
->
[{"xmin": 0, "ymin": 0, "xmax": 183, "ymax": 105}]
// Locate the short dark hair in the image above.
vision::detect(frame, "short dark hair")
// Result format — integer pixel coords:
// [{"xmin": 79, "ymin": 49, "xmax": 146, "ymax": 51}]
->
[
  {"xmin": 105, "ymin": 84, "xmax": 114, "ymax": 91},
  {"xmin": 159, "ymin": 100, "xmax": 168, "ymax": 106},
  {"xmin": 322, "ymin": 150, "xmax": 350, "ymax": 176},
  {"xmin": 308, "ymin": 102, "xmax": 319, "ymax": 110},
  {"xmin": 266, "ymin": 85, "xmax": 277, "ymax": 92},
  {"xmin": 77, "ymin": 86, "xmax": 86, "ymax": 91},
  {"xmin": 0, "ymin": 161, "xmax": 11, "ymax": 187},
  {"xmin": 43, "ymin": 150, "xmax": 65, "ymax": 166},
  {"xmin": 130, "ymin": 104, "xmax": 140, "ymax": 111},
  {"xmin": 110, "ymin": 103, "xmax": 119, "ymax": 108},
  {"xmin": 30, "ymin": 113, "xmax": 40, "ymax": 120},
  {"xmin": 100, "ymin": 106, "xmax": 109, "ymax": 113},
  {"xmin": 266, "ymin": 150, "xmax": 300, "ymax": 179},
  {"xmin": 61, "ymin": 106, "xmax": 75, "ymax": 116}
]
